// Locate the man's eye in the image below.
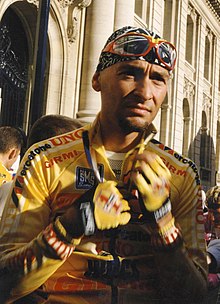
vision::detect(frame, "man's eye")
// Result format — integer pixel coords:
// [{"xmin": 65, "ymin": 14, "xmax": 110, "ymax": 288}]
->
[
  {"xmin": 151, "ymin": 75, "xmax": 166, "ymax": 84},
  {"xmin": 120, "ymin": 68, "xmax": 143, "ymax": 79}
]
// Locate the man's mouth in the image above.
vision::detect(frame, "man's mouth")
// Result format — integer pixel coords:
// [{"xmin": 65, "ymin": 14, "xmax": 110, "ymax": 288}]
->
[{"xmin": 125, "ymin": 103, "xmax": 152, "ymax": 115}]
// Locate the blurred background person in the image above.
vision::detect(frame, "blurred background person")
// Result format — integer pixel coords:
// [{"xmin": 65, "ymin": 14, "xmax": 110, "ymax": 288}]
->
[
  {"xmin": 0, "ymin": 126, "xmax": 25, "ymax": 185},
  {"xmin": 27, "ymin": 114, "xmax": 85, "ymax": 148},
  {"xmin": 0, "ymin": 126, "xmax": 25, "ymax": 221},
  {"xmin": 204, "ymin": 186, "xmax": 220, "ymax": 289}
]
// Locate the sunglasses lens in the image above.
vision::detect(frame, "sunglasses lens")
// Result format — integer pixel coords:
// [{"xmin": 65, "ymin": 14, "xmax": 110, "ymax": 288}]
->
[
  {"xmin": 158, "ymin": 42, "xmax": 176, "ymax": 68},
  {"xmin": 113, "ymin": 35, "xmax": 150, "ymax": 55}
]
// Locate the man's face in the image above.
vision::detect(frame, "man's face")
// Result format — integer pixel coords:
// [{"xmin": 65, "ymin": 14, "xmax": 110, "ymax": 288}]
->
[{"xmin": 93, "ymin": 60, "xmax": 169, "ymax": 133}]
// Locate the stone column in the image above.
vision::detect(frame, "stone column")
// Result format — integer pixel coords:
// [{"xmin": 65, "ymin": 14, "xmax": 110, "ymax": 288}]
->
[
  {"xmin": 77, "ymin": 0, "xmax": 115, "ymax": 122},
  {"xmin": 114, "ymin": 0, "xmax": 135, "ymax": 30}
]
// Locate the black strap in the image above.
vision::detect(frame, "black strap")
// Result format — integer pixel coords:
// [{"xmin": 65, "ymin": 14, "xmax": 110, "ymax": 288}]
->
[
  {"xmin": 82, "ymin": 130, "xmax": 101, "ymax": 182},
  {"xmin": 82, "ymin": 131, "xmax": 93, "ymax": 170}
]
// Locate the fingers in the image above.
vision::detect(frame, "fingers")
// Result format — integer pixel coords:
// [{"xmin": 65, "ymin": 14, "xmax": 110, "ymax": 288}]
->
[
  {"xmin": 93, "ymin": 181, "xmax": 131, "ymax": 230},
  {"xmin": 121, "ymin": 198, "xmax": 131, "ymax": 212},
  {"xmin": 134, "ymin": 152, "xmax": 171, "ymax": 179},
  {"xmin": 132, "ymin": 170, "xmax": 151, "ymax": 195},
  {"xmin": 132, "ymin": 156, "xmax": 170, "ymax": 191},
  {"xmin": 147, "ymin": 156, "xmax": 170, "ymax": 179},
  {"xmin": 120, "ymin": 211, "xmax": 131, "ymax": 225},
  {"xmin": 131, "ymin": 151, "xmax": 170, "ymax": 211},
  {"xmin": 133, "ymin": 170, "xmax": 169, "ymax": 198}
]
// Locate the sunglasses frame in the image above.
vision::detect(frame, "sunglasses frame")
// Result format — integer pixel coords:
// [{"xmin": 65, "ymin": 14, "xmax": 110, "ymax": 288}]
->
[{"xmin": 102, "ymin": 32, "xmax": 177, "ymax": 71}]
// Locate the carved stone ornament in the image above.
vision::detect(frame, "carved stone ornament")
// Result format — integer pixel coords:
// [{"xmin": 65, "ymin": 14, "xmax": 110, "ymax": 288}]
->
[
  {"xmin": 187, "ymin": 4, "xmax": 197, "ymax": 22},
  {"xmin": 26, "ymin": 0, "xmax": 92, "ymax": 43},
  {"xmin": 26, "ymin": 0, "xmax": 39, "ymax": 7},
  {"xmin": 202, "ymin": 94, "xmax": 211, "ymax": 110},
  {"xmin": 77, "ymin": 0, "xmax": 92, "ymax": 8},
  {"xmin": 26, "ymin": 0, "xmax": 92, "ymax": 9},
  {"xmin": 67, "ymin": 15, "xmax": 78, "ymax": 43},
  {"xmin": 184, "ymin": 78, "xmax": 195, "ymax": 99},
  {"xmin": 58, "ymin": 0, "xmax": 92, "ymax": 8},
  {"xmin": 67, "ymin": 0, "xmax": 92, "ymax": 43}
]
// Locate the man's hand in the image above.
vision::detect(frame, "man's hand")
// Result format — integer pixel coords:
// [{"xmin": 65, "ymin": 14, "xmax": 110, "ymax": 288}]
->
[
  {"xmin": 131, "ymin": 151, "xmax": 171, "ymax": 212},
  {"xmin": 93, "ymin": 181, "xmax": 131, "ymax": 230},
  {"xmin": 59, "ymin": 181, "xmax": 131, "ymax": 239}
]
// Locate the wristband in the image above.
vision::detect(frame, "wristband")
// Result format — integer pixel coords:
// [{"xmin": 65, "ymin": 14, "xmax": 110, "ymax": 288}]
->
[
  {"xmin": 154, "ymin": 198, "xmax": 172, "ymax": 222},
  {"xmin": 150, "ymin": 223, "xmax": 183, "ymax": 251},
  {"xmin": 43, "ymin": 224, "xmax": 75, "ymax": 259}
]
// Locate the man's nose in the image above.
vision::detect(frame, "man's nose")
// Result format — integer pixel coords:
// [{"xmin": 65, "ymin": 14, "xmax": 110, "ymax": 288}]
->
[{"xmin": 134, "ymin": 77, "xmax": 153, "ymax": 101}]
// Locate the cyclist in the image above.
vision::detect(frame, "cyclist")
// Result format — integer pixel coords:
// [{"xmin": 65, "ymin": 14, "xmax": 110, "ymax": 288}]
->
[{"xmin": 0, "ymin": 26, "xmax": 207, "ymax": 304}]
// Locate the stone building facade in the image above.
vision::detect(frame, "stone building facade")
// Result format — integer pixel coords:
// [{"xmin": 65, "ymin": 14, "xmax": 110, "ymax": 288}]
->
[{"xmin": 0, "ymin": 0, "xmax": 220, "ymax": 189}]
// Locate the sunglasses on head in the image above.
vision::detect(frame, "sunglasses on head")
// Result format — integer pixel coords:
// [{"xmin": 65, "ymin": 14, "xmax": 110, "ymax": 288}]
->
[{"xmin": 102, "ymin": 32, "xmax": 177, "ymax": 71}]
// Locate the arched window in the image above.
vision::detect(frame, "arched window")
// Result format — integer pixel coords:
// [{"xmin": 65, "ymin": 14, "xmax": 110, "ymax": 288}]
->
[
  {"xmin": 186, "ymin": 15, "xmax": 194, "ymax": 65},
  {"xmin": 204, "ymin": 35, "xmax": 210, "ymax": 80},
  {"xmin": 200, "ymin": 110, "xmax": 212, "ymax": 184},
  {"xmin": 200, "ymin": 111, "xmax": 208, "ymax": 167},
  {"xmin": 204, "ymin": 29, "xmax": 214, "ymax": 83}
]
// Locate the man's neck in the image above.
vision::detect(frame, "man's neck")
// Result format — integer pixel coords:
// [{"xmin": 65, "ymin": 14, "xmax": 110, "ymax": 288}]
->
[{"xmin": 100, "ymin": 127, "xmax": 142, "ymax": 153}]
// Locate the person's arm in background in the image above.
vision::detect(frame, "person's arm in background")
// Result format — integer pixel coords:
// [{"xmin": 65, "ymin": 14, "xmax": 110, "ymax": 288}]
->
[{"xmin": 131, "ymin": 151, "xmax": 208, "ymax": 302}]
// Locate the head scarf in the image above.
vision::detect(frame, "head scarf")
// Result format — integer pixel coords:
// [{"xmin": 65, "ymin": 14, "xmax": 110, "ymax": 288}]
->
[{"xmin": 96, "ymin": 26, "xmax": 174, "ymax": 72}]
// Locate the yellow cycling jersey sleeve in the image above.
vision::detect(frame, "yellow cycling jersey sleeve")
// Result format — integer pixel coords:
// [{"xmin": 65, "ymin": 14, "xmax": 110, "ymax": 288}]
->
[{"xmin": 0, "ymin": 162, "xmax": 12, "ymax": 185}]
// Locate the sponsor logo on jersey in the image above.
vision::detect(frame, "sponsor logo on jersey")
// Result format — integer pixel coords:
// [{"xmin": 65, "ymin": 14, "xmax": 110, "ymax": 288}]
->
[
  {"xmin": 20, "ymin": 143, "xmax": 52, "ymax": 176},
  {"xmin": 48, "ymin": 128, "xmax": 84, "ymax": 147},
  {"xmin": 76, "ymin": 165, "xmax": 104, "ymax": 189},
  {"xmin": 44, "ymin": 150, "xmax": 80, "ymax": 168},
  {"xmin": 19, "ymin": 128, "xmax": 85, "ymax": 177},
  {"xmin": 152, "ymin": 139, "xmax": 200, "ymax": 185}
]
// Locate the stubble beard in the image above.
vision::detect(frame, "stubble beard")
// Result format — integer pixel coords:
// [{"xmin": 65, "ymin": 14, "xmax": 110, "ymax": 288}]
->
[{"xmin": 118, "ymin": 116, "xmax": 149, "ymax": 134}]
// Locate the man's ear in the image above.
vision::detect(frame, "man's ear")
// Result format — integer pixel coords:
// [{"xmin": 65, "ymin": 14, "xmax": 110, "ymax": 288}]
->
[
  {"xmin": 92, "ymin": 72, "xmax": 101, "ymax": 92},
  {"xmin": 8, "ymin": 148, "xmax": 19, "ymax": 160}
]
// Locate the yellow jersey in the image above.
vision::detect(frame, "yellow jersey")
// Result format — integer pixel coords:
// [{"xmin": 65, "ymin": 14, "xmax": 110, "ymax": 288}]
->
[{"xmin": 0, "ymin": 117, "xmax": 207, "ymax": 303}]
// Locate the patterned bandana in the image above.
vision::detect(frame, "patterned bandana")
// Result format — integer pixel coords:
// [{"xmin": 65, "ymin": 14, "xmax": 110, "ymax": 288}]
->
[{"xmin": 96, "ymin": 26, "xmax": 173, "ymax": 72}]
